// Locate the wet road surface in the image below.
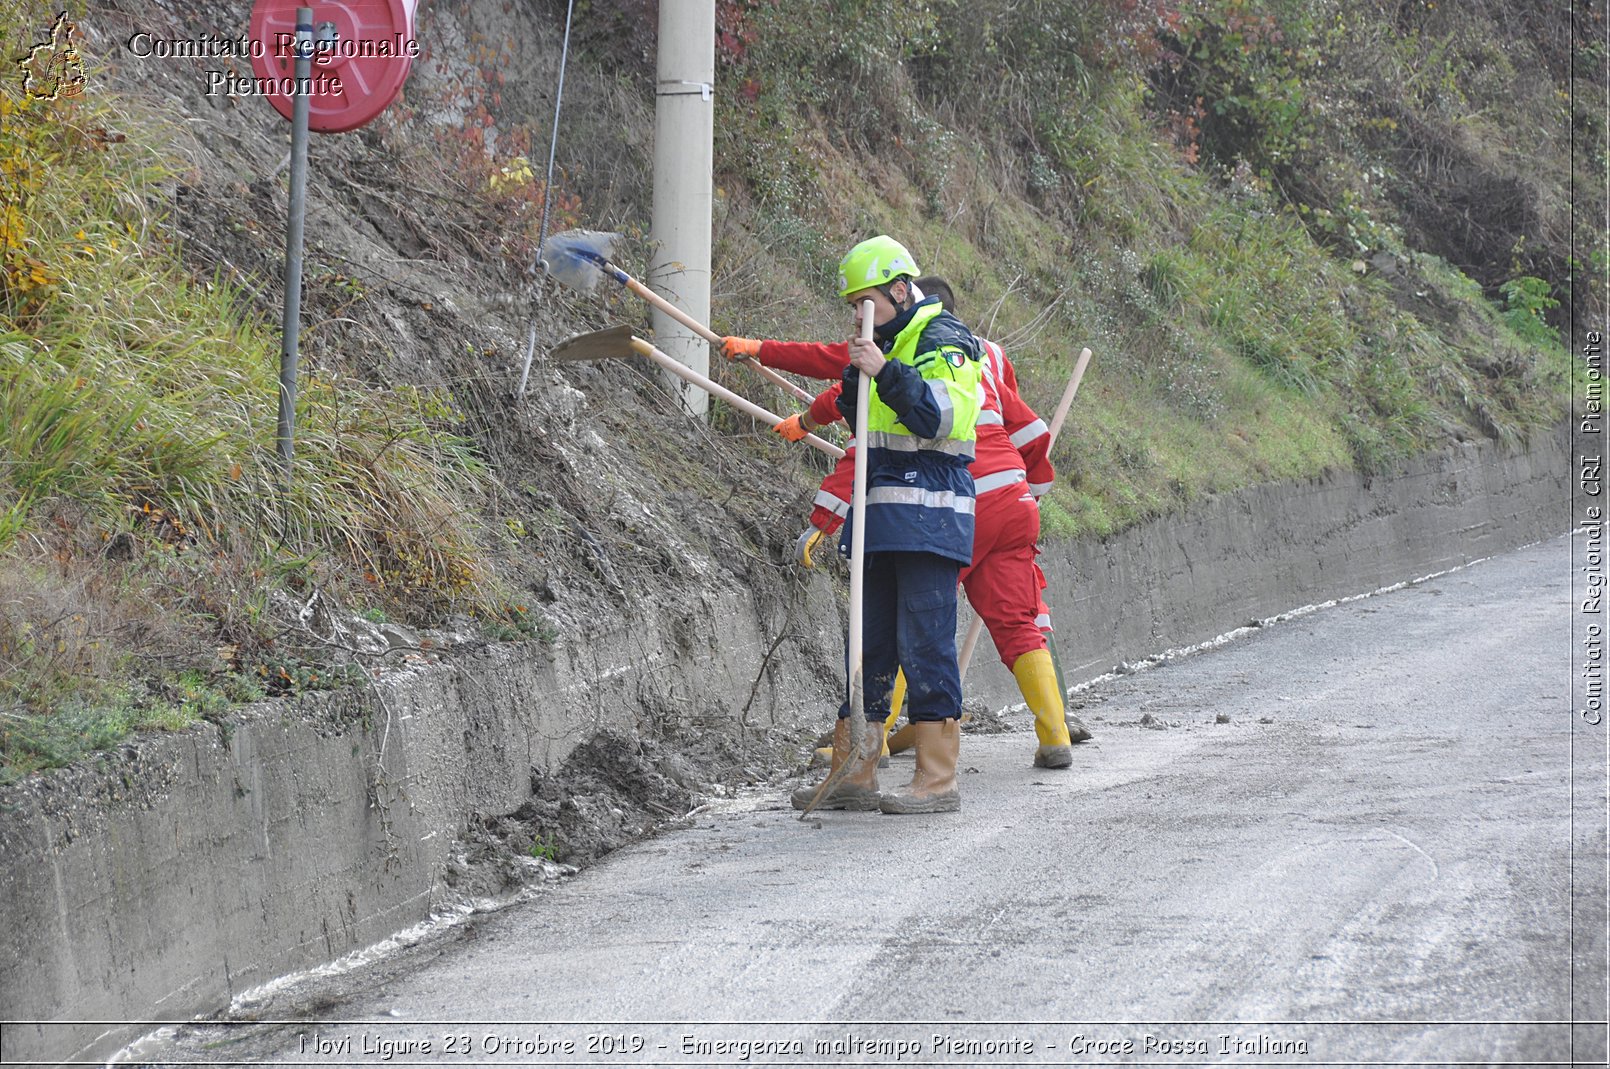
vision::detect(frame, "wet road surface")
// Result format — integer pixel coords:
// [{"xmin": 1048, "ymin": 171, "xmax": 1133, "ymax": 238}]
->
[{"xmin": 132, "ymin": 533, "xmax": 1607, "ymax": 1067}]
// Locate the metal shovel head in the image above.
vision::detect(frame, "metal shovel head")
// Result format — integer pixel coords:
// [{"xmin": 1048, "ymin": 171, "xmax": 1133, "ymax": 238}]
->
[
  {"xmin": 549, "ymin": 324, "xmax": 637, "ymax": 363},
  {"xmin": 541, "ymin": 229, "xmax": 623, "ymax": 295}
]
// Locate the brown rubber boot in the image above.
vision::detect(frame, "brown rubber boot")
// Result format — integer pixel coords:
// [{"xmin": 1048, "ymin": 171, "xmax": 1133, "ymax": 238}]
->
[
  {"xmin": 878, "ymin": 718, "xmax": 960, "ymax": 814},
  {"xmin": 814, "ymin": 701, "xmax": 896, "ymax": 768},
  {"xmin": 889, "ymin": 701, "xmax": 968, "ymax": 755},
  {"xmin": 790, "ymin": 718, "xmax": 883, "ymax": 811}
]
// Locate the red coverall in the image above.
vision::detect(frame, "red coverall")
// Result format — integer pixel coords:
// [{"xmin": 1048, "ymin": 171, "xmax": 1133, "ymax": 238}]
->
[{"xmin": 757, "ymin": 337, "xmax": 1056, "ymax": 668}]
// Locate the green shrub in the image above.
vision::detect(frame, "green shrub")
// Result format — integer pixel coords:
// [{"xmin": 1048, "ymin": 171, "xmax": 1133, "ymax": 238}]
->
[{"xmin": 1498, "ymin": 276, "xmax": 1561, "ymax": 348}]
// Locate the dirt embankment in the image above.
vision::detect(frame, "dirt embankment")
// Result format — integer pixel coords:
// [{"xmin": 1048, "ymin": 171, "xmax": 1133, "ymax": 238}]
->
[
  {"xmin": 446, "ymin": 730, "xmax": 782, "ymax": 898},
  {"xmin": 89, "ymin": 0, "xmax": 850, "ymax": 771},
  {"xmin": 85, "ymin": 0, "xmax": 833, "ymax": 652},
  {"xmin": 6, "ymin": 7, "xmax": 860, "ymax": 1058}
]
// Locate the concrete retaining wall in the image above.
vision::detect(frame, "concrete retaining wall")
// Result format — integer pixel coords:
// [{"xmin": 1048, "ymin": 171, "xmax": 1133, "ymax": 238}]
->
[
  {"xmin": 0, "ymin": 427, "xmax": 1571, "ymax": 1066},
  {"xmin": 0, "ymin": 581, "xmax": 843, "ymax": 1066},
  {"xmin": 961, "ymin": 425, "xmax": 1573, "ymax": 706}
]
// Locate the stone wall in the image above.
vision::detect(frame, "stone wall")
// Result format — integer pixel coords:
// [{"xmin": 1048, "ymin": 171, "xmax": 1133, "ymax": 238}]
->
[{"xmin": 0, "ymin": 426, "xmax": 1571, "ymax": 1066}]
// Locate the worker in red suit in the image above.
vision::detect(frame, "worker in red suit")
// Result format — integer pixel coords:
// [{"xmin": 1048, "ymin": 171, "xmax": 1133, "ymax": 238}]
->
[{"xmin": 725, "ymin": 276, "xmax": 1081, "ymax": 769}]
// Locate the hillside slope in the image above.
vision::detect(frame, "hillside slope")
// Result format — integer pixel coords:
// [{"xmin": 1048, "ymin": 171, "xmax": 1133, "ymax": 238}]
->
[{"xmin": 0, "ymin": 0, "xmax": 1582, "ymax": 778}]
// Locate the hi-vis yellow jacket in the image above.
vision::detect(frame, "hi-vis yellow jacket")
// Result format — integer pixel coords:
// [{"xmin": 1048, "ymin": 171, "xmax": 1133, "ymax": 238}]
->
[{"xmin": 835, "ymin": 296, "xmax": 984, "ymax": 565}]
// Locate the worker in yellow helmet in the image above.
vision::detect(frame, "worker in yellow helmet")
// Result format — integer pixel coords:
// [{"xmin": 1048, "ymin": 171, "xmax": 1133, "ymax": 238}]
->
[
  {"xmin": 726, "ymin": 274, "xmax": 1084, "ymax": 770},
  {"xmin": 790, "ymin": 235, "xmax": 984, "ymax": 815}
]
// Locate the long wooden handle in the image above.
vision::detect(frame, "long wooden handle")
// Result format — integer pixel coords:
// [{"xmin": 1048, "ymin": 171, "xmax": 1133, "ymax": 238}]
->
[
  {"xmin": 621, "ymin": 273, "xmax": 817, "ymax": 406},
  {"xmin": 1048, "ymin": 347, "xmax": 1093, "ymax": 442},
  {"xmin": 957, "ymin": 346, "xmax": 1094, "ymax": 681},
  {"xmin": 799, "ymin": 300, "xmax": 876, "ymax": 820},
  {"xmin": 846, "ymin": 299, "xmax": 875, "ymax": 723},
  {"xmin": 627, "ymin": 338, "xmax": 843, "ymax": 458},
  {"xmin": 956, "ymin": 607, "xmax": 986, "ymax": 683}
]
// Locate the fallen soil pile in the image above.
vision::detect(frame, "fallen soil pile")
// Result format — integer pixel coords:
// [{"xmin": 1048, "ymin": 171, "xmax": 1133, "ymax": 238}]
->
[{"xmin": 443, "ymin": 727, "xmax": 799, "ymax": 900}]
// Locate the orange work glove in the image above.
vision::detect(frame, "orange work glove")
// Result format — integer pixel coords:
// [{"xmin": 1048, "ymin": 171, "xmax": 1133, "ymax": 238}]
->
[
  {"xmin": 722, "ymin": 336, "xmax": 764, "ymax": 361},
  {"xmin": 773, "ymin": 414, "xmax": 812, "ymax": 442}
]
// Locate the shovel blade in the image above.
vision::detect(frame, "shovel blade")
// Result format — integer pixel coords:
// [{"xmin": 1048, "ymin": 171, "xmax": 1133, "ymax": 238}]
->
[
  {"xmin": 541, "ymin": 229, "xmax": 622, "ymax": 295},
  {"xmin": 549, "ymin": 325, "xmax": 638, "ymax": 363}
]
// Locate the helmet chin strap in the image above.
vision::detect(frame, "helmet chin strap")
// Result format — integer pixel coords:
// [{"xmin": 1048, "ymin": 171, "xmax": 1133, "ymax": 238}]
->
[
  {"xmin": 879, "ymin": 280, "xmax": 912, "ymax": 311},
  {"xmin": 870, "ymin": 280, "xmax": 918, "ymax": 344}
]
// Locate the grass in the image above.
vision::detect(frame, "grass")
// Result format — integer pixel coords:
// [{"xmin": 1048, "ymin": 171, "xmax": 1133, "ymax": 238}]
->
[
  {"xmin": 0, "ymin": 53, "xmax": 502, "ymax": 782},
  {"xmin": 709, "ymin": 28, "xmax": 1570, "ymax": 513},
  {"xmin": 697, "ymin": 0, "xmax": 1577, "ymax": 536},
  {"xmin": 527, "ymin": 832, "xmax": 560, "ymax": 862}
]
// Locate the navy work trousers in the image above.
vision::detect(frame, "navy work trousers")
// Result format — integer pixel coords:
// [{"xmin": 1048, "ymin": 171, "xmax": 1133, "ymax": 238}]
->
[{"xmin": 839, "ymin": 550, "xmax": 963, "ymax": 724}]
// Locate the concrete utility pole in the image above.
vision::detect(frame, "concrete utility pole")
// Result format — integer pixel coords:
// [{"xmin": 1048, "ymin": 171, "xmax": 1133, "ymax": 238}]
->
[{"xmin": 648, "ymin": 0, "xmax": 714, "ymax": 415}]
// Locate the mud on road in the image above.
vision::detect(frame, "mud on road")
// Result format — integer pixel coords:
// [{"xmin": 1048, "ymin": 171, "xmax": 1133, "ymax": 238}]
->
[{"xmin": 129, "ymin": 533, "xmax": 1606, "ymax": 1067}]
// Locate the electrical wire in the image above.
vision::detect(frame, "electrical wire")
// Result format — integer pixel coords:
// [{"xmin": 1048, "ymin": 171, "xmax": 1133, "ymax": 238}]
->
[{"xmin": 516, "ymin": 0, "xmax": 576, "ymax": 399}]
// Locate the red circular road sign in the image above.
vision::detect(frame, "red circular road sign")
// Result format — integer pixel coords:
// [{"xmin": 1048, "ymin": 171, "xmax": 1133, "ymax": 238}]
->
[{"xmin": 249, "ymin": 0, "xmax": 418, "ymax": 133}]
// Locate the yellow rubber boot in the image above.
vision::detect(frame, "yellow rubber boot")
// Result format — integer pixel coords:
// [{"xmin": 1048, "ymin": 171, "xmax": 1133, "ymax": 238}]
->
[
  {"xmin": 878, "ymin": 719, "xmax": 960, "ymax": 814},
  {"xmin": 791, "ymin": 718, "xmax": 884, "ymax": 811},
  {"xmin": 1014, "ymin": 647, "xmax": 1073, "ymax": 768},
  {"xmin": 884, "ymin": 670, "xmax": 916, "ymax": 754}
]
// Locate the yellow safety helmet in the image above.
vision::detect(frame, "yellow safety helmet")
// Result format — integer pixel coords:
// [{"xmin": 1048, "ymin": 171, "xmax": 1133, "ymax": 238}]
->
[{"xmin": 837, "ymin": 235, "xmax": 920, "ymax": 297}]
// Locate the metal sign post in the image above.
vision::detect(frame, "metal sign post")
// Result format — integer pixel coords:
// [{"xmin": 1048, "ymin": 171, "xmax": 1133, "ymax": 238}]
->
[
  {"xmin": 255, "ymin": 0, "xmax": 416, "ymax": 480},
  {"xmin": 274, "ymin": 7, "xmax": 313, "ymax": 478}
]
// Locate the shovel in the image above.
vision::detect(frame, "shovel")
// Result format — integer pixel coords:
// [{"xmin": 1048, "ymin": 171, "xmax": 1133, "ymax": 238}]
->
[
  {"xmin": 550, "ymin": 326, "xmax": 844, "ymax": 459},
  {"xmin": 798, "ymin": 299, "xmax": 876, "ymax": 820},
  {"xmin": 542, "ymin": 229, "xmax": 817, "ymax": 406}
]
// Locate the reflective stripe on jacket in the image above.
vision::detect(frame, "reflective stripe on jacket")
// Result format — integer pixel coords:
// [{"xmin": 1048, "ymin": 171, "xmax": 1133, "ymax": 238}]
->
[
  {"xmin": 800, "ymin": 336, "xmax": 1055, "ymax": 536},
  {"xmin": 979, "ymin": 339, "xmax": 1054, "ymax": 498},
  {"xmin": 835, "ymin": 298, "xmax": 983, "ymax": 565}
]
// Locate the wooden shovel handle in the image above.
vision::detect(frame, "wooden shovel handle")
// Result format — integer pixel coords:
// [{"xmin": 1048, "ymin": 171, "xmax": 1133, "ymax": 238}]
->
[
  {"xmin": 799, "ymin": 299, "xmax": 876, "ymax": 820},
  {"xmin": 1048, "ymin": 347, "xmax": 1093, "ymax": 442},
  {"xmin": 622, "ymin": 274, "xmax": 818, "ymax": 405},
  {"xmin": 846, "ymin": 299, "xmax": 875, "ymax": 723},
  {"xmin": 626, "ymin": 337, "xmax": 842, "ymax": 459}
]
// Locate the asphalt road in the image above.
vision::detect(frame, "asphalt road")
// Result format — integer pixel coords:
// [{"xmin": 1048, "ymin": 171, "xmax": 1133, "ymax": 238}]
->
[{"xmin": 134, "ymin": 532, "xmax": 1607, "ymax": 1067}]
